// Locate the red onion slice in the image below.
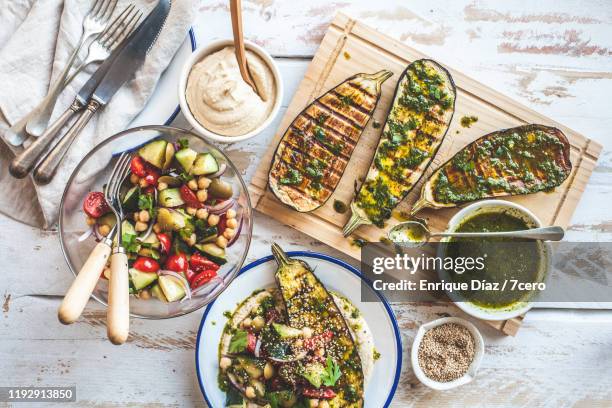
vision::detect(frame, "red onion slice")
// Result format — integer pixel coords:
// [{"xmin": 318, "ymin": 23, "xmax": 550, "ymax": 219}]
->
[
  {"xmin": 253, "ymin": 337, "xmax": 262, "ymax": 358},
  {"xmin": 208, "ymin": 163, "xmax": 227, "ymax": 179},
  {"xmin": 227, "ymin": 214, "xmax": 243, "ymax": 247},
  {"xmin": 205, "ymin": 198, "xmax": 235, "ymax": 215},
  {"xmin": 78, "ymin": 226, "xmax": 94, "ymax": 242},
  {"xmin": 158, "ymin": 270, "xmax": 192, "ymax": 302}
]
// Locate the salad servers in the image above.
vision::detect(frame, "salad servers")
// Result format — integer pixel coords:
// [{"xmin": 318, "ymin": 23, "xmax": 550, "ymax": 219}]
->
[
  {"xmin": 4, "ymin": 0, "xmax": 118, "ymax": 146},
  {"xmin": 57, "ymin": 154, "xmax": 127, "ymax": 327},
  {"xmin": 8, "ymin": 4, "xmax": 142, "ymax": 181},
  {"xmin": 105, "ymin": 153, "xmax": 132, "ymax": 345},
  {"xmin": 388, "ymin": 221, "xmax": 565, "ymax": 247}
]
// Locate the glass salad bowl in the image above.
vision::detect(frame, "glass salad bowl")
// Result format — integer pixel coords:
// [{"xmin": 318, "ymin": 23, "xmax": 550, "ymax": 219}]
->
[{"xmin": 59, "ymin": 126, "xmax": 253, "ymax": 319}]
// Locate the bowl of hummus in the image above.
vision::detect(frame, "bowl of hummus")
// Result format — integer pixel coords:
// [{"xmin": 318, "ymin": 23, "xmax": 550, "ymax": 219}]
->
[{"xmin": 179, "ymin": 39, "xmax": 283, "ymax": 143}]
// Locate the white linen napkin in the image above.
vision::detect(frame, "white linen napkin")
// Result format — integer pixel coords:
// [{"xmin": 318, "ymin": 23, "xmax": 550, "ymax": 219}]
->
[{"xmin": 0, "ymin": 0, "xmax": 196, "ymax": 228}]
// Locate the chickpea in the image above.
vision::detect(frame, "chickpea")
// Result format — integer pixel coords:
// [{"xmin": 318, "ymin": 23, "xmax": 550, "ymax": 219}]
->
[
  {"xmin": 139, "ymin": 289, "xmax": 151, "ymax": 300},
  {"xmin": 241, "ymin": 317, "xmax": 252, "ymax": 328},
  {"xmin": 263, "ymin": 362, "xmax": 274, "ymax": 380},
  {"xmin": 294, "ymin": 339, "xmax": 304, "ymax": 349},
  {"xmin": 157, "ymin": 181, "xmax": 168, "ymax": 191},
  {"xmin": 139, "ymin": 210, "xmax": 150, "ymax": 223},
  {"xmin": 185, "ymin": 206, "xmax": 197, "ymax": 216},
  {"xmin": 98, "ymin": 224, "xmax": 111, "ymax": 236},
  {"xmin": 196, "ymin": 208, "xmax": 208, "ymax": 220},
  {"xmin": 207, "ymin": 214, "xmax": 220, "ymax": 226},
  {"xmin": 86, "ymin": 216, "xmax": 96, "ymax": 226},
  {"xmin": 252, "ymin": 315, "xmax": 265, "ymax": 331},
  {"xmin": 226, "ymin": 208, "xmax": 237, "ymax": 219},
  {"xmin": 302, "ymin": 327, "xmax": 313, "ymax": 339},
  {"xmin": 309, "ymin": 399, "xmax": 320, "ymax": 408},
  {"xmin": 198, "ymin": 177, "xmax": 211, "ymax": 189},
  {"xmin": 216, "ymin": 235, "xmax": 228, "ymax": 249},
  {"xmin": 319, "ymin": 401, "xmax": 330, "ymax": 408},
  {"xmin": 187, "ymin": 233, "xmax": 197, "ymax": 247},
  {"xmin": 139, "ymin": 178, "xmax": 149, "ymax": 188},
  {"xmin": 223, "ymin": 228, "xmax": 235, "ymax": 240},
  {"xmin": 133, "ymin": 212, "xmax": 140, "ymax": 222},
  {"xmin": 245, "ymin": 386, "xmax": 256, "ymax": 400},
  {"xmin": 187, "ymin": 179, "xmax": 198, "ymax": 190},
  {"xmin": 152, "ymin": 223, "xmax": 161, "ymax": 234},
  {"xmin": 226, "ymin": 218, "xmax": 238, "ymax": 229},
  {"xmin": 130, "ymin": 173, "xmax": 140, "ymax": 184},
  {"xmin": 135, "ymin": 221, "xmax": 148, "ymax": 232},
  {"xmin": 219, "ymin": 356, "xmax": 232, "ymax": 370},
  {"xmin": 196, "ymin": 189, "xmax": 208, "ymax": 202}
]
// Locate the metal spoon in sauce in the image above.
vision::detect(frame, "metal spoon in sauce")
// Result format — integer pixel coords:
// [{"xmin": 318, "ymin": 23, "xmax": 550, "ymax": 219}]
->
[{"xmin": 388, "ymin": 221, "xmax": 565, "ymax": 247}]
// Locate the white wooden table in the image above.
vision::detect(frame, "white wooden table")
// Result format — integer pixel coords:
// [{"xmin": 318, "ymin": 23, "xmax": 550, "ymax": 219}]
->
[{"xmin": 2, "ymin": 1, "xmax": 612, "ymax": 406}]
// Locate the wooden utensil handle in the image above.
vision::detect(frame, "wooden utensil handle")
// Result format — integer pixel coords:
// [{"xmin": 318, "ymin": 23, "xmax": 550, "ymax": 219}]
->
[
  {"xmin": 58, "ymin": 239, "xmax": 112, "ymax": 325},
  {"xmin": 107, "ymin": 250, "xmax": 129, "ymax": 345},
  {"xmin": 8, "ymin": 100, "xmax": 82, "ymax": 179},
  {"xmin": 33, "ymin": 99, "xmax": 98, "ymax": 185},
  {"xmin": 229, "ymin": 0, "xmax": 253, "ymax": 86}
]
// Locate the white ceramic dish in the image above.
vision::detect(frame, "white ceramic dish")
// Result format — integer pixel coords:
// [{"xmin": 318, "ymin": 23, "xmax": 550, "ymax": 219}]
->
[
  {"xmin": 130, "ymin": 30, "xmax": 196, "ymax": 127},
  {"xmin": 440, "ymin": 200, "xmax": 550, "ymax": 321},
  {"xmin": 411, "ymin": 317, "xmax": 484, "ymax": 391},
  {"xmin": 195, "ymin": 251, "xmax": 402, "ymax": 407},
  {"xmin": 178, "ymin": 39, "xmax": 283, "ymax": 143}
]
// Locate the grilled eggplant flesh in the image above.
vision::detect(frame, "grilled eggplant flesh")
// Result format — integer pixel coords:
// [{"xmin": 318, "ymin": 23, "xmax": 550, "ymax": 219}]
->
[
  {"xmin": 344, "ymin": 59, "xmax": 456, "ymax": 236},
  {"xmin": 272, "ymin": 243, "xmax": 364, "ymax": 407},
  {"xmin": 269, "ymin": 70, "xmax": 393, "ymax": 212},
  {"xmin": 412, "ymin": 124, "xmax": 572, "ymax": 213}
]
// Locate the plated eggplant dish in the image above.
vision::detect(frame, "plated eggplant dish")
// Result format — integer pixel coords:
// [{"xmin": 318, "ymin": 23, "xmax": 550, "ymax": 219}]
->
[
  {"xmin": 218, "ymin": 244, "xmax": 377, "ymax": 407},
  {"xmin": 269, "ymin": 70, "xmax": 393, "ymax": 212},
  {"xmin": 80, "ymin": 138, "xmax": 244, "ymax": 303}
]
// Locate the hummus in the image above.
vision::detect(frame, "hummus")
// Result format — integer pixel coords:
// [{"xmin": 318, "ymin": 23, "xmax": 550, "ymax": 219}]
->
[{"xmin": 186, "ymin": 46, "xmax": 276, "ymax": 137}]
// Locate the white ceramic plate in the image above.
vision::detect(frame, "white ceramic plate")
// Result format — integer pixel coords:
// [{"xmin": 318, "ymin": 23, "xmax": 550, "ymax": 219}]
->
[
  {"xmin": 129, "ymin": 29, "xmax": 196, "ymax": 127},
  {"xmin": 195, "ymin": 251, "xmax": 402, "ymax": 408}
]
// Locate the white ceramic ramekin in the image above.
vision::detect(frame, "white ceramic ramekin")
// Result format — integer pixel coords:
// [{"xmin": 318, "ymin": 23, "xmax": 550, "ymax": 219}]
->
[
  {"xmin": 178, "ymin": 39, "xmax": 283, "ymax": 143},
  {"xmin": 411, "ymin": 317, "xmax": 484, "ymax": 390}
]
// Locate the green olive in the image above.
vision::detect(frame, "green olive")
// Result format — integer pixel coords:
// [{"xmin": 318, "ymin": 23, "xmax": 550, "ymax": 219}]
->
[{"xmin": 209, "ymin": 178, "xmax": 233, "ymax": 199}]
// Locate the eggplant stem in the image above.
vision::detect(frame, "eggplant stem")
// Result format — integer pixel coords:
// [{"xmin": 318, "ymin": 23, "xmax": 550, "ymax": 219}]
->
[
  {"xmin": 342, "ymin": 202, "xmax": 371, "ymax": 237},
  {"xmin": 271, "ymin": 243, "xmax": 291, "ymax": 266}
]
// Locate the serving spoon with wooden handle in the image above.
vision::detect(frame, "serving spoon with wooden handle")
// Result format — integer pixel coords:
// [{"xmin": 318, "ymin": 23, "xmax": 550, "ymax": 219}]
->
[{"xmin": 229, "ymin": 0, "xmax": 263, "ymax": 98}]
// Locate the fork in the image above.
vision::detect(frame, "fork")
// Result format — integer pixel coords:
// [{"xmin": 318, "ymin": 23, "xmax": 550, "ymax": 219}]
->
[
  {"xmin": 8, "ymin": 5, "xmax": 141, "ymax": 180},
  {"xmin": 104, "ymin": 153, "xmax": 132, "ymax": 345},
  {"xmin": 64, "ymin": 4, "xmax": 140, "ymax": 86},
  {"xmin": 3, "ymin": 0, "xmax": 116, "ymax": 146}
]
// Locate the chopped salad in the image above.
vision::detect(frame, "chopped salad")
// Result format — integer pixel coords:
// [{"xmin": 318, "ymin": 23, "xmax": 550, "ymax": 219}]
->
[{"xmin": 80, "ymin": 138, "xmax": 243, "ymax": 303}]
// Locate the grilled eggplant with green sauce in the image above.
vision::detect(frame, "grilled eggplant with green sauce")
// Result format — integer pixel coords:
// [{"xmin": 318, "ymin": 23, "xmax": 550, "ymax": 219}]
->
[
  {"xmin": 343, "ymin": 60, "xmax": 456, "ymax": 236},
  {"xmin": 412, "ymin": 124, "xmax": 572, "ymax": 213},
  {"xmin": 269, "ymin": 70, "xmax": 393, "ymax": 212},
  {"xmin": 272, "ymin": 243, "xmax": 365, "ymax": 407}
]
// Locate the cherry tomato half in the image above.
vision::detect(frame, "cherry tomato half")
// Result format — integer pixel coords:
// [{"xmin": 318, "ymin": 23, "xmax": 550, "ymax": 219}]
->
[
  {"xmin": 164, "ymin": 253, "xmax": 188, "ymax": 272},
  {"xmin": 190, "ymin": 269, "xmax": 217, "ymax": 289},
  {"xmin": 133, "ymin": 257, "xmax": 160, "ymax": 273},
  {"xmin": 185, "ymin": 268, "xmax": 197, "ymax": 284},
  {"xmin": 179, "ymin": 185, "xmax": 202, "ymax": 208},
  {"xmin": 302, "ymin": 387, "xmax": 336, "ymax": 400},
  {"xmin": 246, "ymin": 332, "xmax": 257, "ymax": 354},
  {"xmin": 83, "ymin": 191, "xmax": 111, "ymax": 218},
  {"xmin": 156, "ymin": 233, "xmax": 171, "ymax": 255},
  {"xmin": 190, "ymin": 252, "xmax": 220, "ymax": 272},
  {"xmin": 130, "ymin": 156, "xmax": 147, "ymax": 177},
  {"xmin": 143, "ymin": 167, "xmax": 160, "ymax": 186}
]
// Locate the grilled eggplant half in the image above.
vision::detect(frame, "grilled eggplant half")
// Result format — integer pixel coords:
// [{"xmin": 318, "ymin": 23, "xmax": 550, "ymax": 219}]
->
[
  {"xmin": 412, "ymin": 124, "xmax": 572, "ymax": 213},
  {"xmin": 269, "ymin": 70, "xmax": 393, "ymax": 212},
  {"xmin": 343, "ymin": 59, "xmax": 456, "ymax": 236},
  {"xmin": 272, "ymin": 243, "xmax": 364, "ymax": 407}
]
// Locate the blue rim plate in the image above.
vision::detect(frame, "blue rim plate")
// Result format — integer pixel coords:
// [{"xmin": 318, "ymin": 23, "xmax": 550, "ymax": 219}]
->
[{"xmin": 195, "ymin": 251, "xmax": 402, "ymax": 407}]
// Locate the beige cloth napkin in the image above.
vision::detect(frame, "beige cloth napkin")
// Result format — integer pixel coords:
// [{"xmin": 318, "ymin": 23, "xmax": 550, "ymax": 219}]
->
[{"xmin": 0, "ymin": 0, "xmax": 196, "ymax": 228}]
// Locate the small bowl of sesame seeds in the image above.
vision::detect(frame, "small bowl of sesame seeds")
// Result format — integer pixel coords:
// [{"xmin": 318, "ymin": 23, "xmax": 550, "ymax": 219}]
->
[{"xmin": 411, "ymin": 317, "xmax": 484, "ymax": 390}]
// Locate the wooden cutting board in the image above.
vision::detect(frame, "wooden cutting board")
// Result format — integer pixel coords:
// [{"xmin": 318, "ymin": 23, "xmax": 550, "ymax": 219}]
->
[{"xmin": 248, "ymin": 13, "xmax": 602, "ymax": 335}]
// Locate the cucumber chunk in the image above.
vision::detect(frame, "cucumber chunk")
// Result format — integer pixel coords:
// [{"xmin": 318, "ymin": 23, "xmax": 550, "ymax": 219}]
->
[
  {"xmin": 157, "ymin": 208, "xmax": 187, "ymax": 231},
  {"xmin": 175, "ymin": 147, "xmax": 198, "ymax": 173},
  {"xmin": 158, "ymin": 275, "xmax": 186, "ymax": 302},
  {"xmin": 138, "ymin": 140, "xmax": 168, "ymax": 169},
  {"xmin": 272, "ymin": 323, "xmax": 302, "ymax": 339},
  {"xmin": 194, "ymin": 243, "xmax": 227, "ymax": 265},
  {"xmin": 159, "ymin": 188, "xmax": 185, "ymax": 207},
  {"xmin": 163, "ymin": 142, "xmax": 176, "ymax": 170},
  {"xmin": 151, "ymin": 284, "xmax": 168, "ymax": 302},
  {"xmin": 129, "ymin": 268, "xmax": 158, "ymax": 291},
  {"xmin": 122, "ymin": 186, "xmax": 140, "ymax": 212},
  {"xmin": 192, "ymin": 153, "xmax": 219, "ymax": 175}
]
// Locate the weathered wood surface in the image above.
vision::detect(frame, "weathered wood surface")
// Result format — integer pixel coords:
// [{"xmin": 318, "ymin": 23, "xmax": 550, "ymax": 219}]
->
[{"xmin": 2, "ymin": 1, "xmax": 612, "ymax": 407}]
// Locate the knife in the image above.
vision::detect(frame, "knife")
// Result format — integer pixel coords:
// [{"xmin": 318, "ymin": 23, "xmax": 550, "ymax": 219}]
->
[{"xmin": 8, "ymin": 0, "xmax": 171, "ymax": 183}]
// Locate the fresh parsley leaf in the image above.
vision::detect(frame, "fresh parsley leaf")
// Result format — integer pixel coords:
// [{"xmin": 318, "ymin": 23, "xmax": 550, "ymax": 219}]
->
[
  {"xmin": 122, "ymin": 231, "xmax": 140, "ymax": 254},
  {"xmin": 321, "ymin": 356, "xmax": 341, "ymax": 386},
  {"xmin": 138, "ymin": 193, "xmax": 156, "ymax": 218},
  {"xmin": 279, "ymin": 168, "xmax": 303, "ymax": 185},
  {"xmin": 178, "ymin": 138, "xmax": 189, "ymax": 149},
  {"xmin": 228, "ymin": 330, "xmax": 248, "ymax": 353}
]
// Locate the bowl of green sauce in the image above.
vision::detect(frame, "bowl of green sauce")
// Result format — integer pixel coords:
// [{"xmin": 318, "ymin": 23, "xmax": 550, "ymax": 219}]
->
[{"xmin": 438, "ymin": 200, "xmax": 550, "ymax": 321}]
